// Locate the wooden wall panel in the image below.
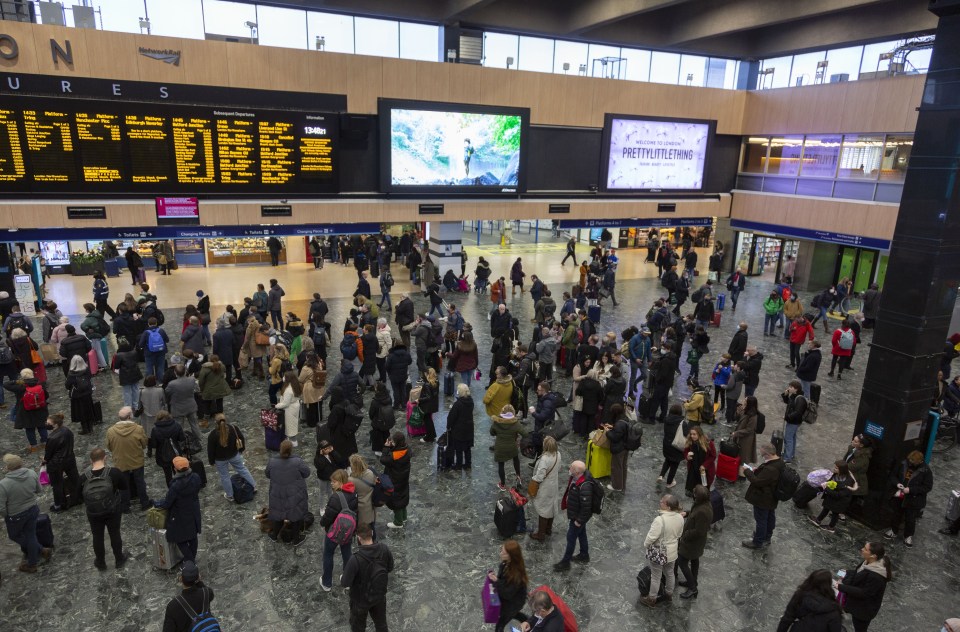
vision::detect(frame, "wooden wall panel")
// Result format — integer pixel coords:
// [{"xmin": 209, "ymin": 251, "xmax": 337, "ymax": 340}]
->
[
  {"xmin": 447, "ymin": 64, "xmax": 485, "ymax": 106},
  {"xmin": 344, "ymin": 55, "xmax": 384, "ymax": 114},
  {"xmin": 180, "ymin": 38, "xmax": 231, "ymax": 87},
  {"xmin": 304, "ymin": 52, "xmax": 350, "ymax": 97},
  {"xmin": 381, "ymin": 58, "xmax": 418, "ymax": 100},
  {"xmin": 730, "ymin": 191, "xmax": 897, "ymax": 241},
  {"xmin": 415, "ymin": 62, "xmax": 450, "ymax": 102},
  {"xmin": 199, "ymin": 204, "xmax": 239, "ymax": 226},
  {"xmin": 30, "ymin": 24, "xmax": 87, "ymax": 77},
  {"xmin": 0, "ymin": 22, "xmax": 39, "ymax": 74},
  {"xmin": 84, "ymin": 30, "xmax": 139, "ymax": 80},
  {"xmin": 226, "ymin": 43, "xmax": 276, "ymax": 90}
]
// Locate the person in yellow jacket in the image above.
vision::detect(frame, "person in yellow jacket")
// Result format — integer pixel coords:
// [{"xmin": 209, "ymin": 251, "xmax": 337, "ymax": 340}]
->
[
  {"xmin": 683, "ymin": 387, "xmax": 707, "ymax": 424},
  {"xmin": 483, "ymin": 366, "xmax": 514, "ymax": 418}
]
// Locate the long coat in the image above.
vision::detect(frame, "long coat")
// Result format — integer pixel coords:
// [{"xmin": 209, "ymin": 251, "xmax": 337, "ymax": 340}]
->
[
  {"xmin": 265, "ymin": 456, "xmax": 311, "ymax": 523},
  {"xmin": 380, "ymin": 448, "xmax": 411, "ymax": 510},
  {"xmin": 159, "ymin": 470, "xmax": 203, "ymax": 543},
  {"xmin": 490, "ymin": 416, "xmax": 527, "ymax": 462},
  {"xmin": 843, "ymin": 445, "xmax": 872, "ymax": 497},
  {"xmin": 350, "ymin": 469, "xmax": 377, "ymax": 526},
  {"xmin": 531, "ymin": 450, "xmax": 561, "ymax": 519},
  {"xmin": 483, "ymin": 377, "xmax": 513, "ymax": 418},
  {"xmin": 731, "ymin": 411, "xmax": 758, "ymax": 464},
  {"xmin": 677, "ymin": 499, "xmax": 713, "ymax": 559}
]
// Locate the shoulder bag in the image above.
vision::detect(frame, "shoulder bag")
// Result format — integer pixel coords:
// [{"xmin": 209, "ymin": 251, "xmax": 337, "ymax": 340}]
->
[
  {"xmin": 528, "ymin": 453, "xmax": 558, "ymax": 498},
  {"xmin": 644, "ymin": 517, "xmax": 668, "ymax": 566}
]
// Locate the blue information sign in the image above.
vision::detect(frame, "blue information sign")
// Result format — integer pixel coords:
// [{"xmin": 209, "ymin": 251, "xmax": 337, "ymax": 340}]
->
[
  {"xmin": 559, "ymin": 217, "xmax": 713, "ymax": 230},
  {"xmin": 730, "ymin": 219, "xmax": 890, "ymax": 251},
  {"xmin": 5, "ymin": 223, "xmax": 382, "ymax": 242},
  {"xmin": 864, "ymin": 421, "xmax": 885, "ymax": 440}
]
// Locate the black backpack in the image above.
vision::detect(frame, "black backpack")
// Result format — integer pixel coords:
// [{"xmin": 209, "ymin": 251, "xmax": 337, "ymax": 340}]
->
[
  {"xmin": 97, "ymin": 316, "xmax": 110, "ymax": 337},
  {"xmin": 590, "ymin": 479, "xmax": 605, "ymax": 515},
  {"xmin": 359, "ymin": 551, "xmax": 390, "ymax": 604},
  {"xmin": 82, "ymin": 467, "xmax": 119, "ymax": 516},
  {"xmin": 159, "ymin": 437, "xmax": 181, "ymax": 466},
  {"xmin": 775, "ymin": 466, "xmax": 801, "ymax": 502},
  {"xmin": 755, "ymin": 411, "xmax": 766, "ymax": 434}
]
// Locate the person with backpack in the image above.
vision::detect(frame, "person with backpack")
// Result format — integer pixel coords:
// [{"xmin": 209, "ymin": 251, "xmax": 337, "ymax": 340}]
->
[
  {"xmin": 154, "ymin": 456, "xmax": 203, "ymax": 562},
  {"xmin": 828, "ymin": 318, "xmax": 856, "ymax": 379},
  {"xmin": 161, "ymin": 560, "xmax": 217, "ymax": 632},
  {"xmin": 731, "ymin": 396, "xmax": 760, "ymax": 465},
  {"xmin": 740, "ymin": 443, "xmax": 785, "ymax": 549},
  {"xmin": 320, "ymin": 469, "xmax": 359, "ymax": 591},
  {"xmin": 138, "ymin": 317, "xmax": 169, "ymax": 380},
  {"xmin": 553, "ymin": 459, "xmax": 598, "ymax": 572},
  {"xmin": 4, "ymin": 368, "xmax": 50, "ymax": 453},
  {"xmin": 602, "ymin": 403, "xmax": 631, "ymax": 493},
  {"xmin": 341, "ymin": 522, "xmax": 394, "ymax": 630},
  {"xmin": 150, "ymin": 411, "xmax": 187, "ymax": 487},
  {"xmin": 379, "ymin": 432, "xmax": 411, "ymax": 530},
  {"xmin": 79, "ymin": 446, "xmax": 129, "ymax": 570},
  {"xmin": 81, "ymin": 303, "xmax": 110, "ymax": 371},
  {"xmin": 780, "ymin": 380, "xmax": 808, "ymax": 464},
  {"xmin": 106, "ymin": 406, "xmax": 151, "ymax": 513},
  {"xmin": 3, "ymin": 303, "xmax": 33, "ymax": 338}
]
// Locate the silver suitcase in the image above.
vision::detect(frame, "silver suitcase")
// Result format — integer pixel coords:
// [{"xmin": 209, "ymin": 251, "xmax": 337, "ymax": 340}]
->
[
  {"xmin": 148, "ymin": 527, "xmax": 183, "ymax": 570},
  {"xmin": 947, "ymin": 490, "xmax": 960, "ymax": 522}
]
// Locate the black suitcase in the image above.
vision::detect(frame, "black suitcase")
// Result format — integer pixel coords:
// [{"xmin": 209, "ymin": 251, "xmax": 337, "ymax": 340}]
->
[
  {"xmin": 719, "ymin": 439, "xmax": 740, "ymax": 458},
  {"xmin": 36, "ymin": 513, "xmax": 54, "ymax": 548},
  {"xmin": 443, "ymin": 372, "xmax": 455, "ymax": 396},
  {"xmin": 710, "ymin": 489, "xmax": 726, "ymax": 525},
  {"xmin": 494, "ymin": 496, "xmax": 520, "ymax": 538},
  {"xmin": 793, "ymin": 482, "xmax": 820, "ymax": 508},
  {"xmin": 436, "ymin": 432, "xmax": 454, "ymax": 471},
  {"xmin": 588, "ymin": 304, "xmax": 601, "ymax": 324},
  {"xmin": 636, "ymin": 393, "xmax": 653, "ymax": 421},
  {"xmin": 636, "ymin": 566, "xmax": 667, "ymax": 601},
  {"xmin": 771, "ymin": 429, "xmax": 784, "ymax": 457}
]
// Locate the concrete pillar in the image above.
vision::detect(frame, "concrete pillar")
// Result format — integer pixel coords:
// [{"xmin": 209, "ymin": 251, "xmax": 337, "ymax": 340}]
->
[
  {"xmin": 428, "ymin": 221, "xmax": 462, "ymax": 280},
  {"xmin": 713, "ymin": 217, "xmax": 735, "ymax": 273},
  {"xmin": 284, "ymin": 236, "xmax": 306, "ymax": 264},
  {"xmin": 792, "ymin": 240, "xmax": 817, "ymax": 292}
]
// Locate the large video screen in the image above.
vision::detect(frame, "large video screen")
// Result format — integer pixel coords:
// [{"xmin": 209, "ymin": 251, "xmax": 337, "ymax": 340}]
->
[
  {"xmin": 600, "ymin": 114, "xmax": 714, "ymax": 192},
  {"xmin": 0, "ymin": 96, "xmax": 338, "ymax": 196},
  {"xmin": 379, "ymin": 99, "xmax": 529, "ymax": 194}
]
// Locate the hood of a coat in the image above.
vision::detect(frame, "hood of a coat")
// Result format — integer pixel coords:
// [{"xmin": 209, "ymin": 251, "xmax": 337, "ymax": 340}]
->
[{"xmin": 111, "ymin": 420, "xmax": 140, "ymax": 437}]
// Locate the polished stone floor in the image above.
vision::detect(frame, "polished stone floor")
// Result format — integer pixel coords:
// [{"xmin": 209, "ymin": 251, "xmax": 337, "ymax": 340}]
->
[{"xmin": 1, "ymin": 252, "xmax": 958, "ymax": 632}]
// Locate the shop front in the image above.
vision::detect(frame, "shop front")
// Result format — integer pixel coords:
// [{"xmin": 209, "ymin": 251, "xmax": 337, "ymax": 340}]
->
[
  {"xmin": 733, "ymin": 232, "xmax": 801, "ymax": 282},
  {"xmin": 559, "ymin": 217, "xmax": 716, "ymax": 251}
]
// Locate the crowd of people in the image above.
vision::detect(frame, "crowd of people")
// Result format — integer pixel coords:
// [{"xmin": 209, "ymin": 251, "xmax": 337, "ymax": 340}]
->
[{"xmin": 0, "ymin": 228, "xmax": 956, "ymax": 632}]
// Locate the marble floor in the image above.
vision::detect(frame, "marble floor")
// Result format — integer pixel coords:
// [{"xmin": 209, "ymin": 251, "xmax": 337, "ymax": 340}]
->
[{"xmin": 2, "ymin": 248, "xmax": 958, "ymax": 632}]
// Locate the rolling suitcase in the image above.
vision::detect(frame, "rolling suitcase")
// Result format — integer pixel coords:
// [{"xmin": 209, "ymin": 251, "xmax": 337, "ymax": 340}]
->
[
  {"xmin": 436, "ymin": 432, "xmax": 454, "ymax": 471},
  {"xmin": 148, "ymin": 527, "xmax": 183, "ymax": 570},
  {"xmin": 711, "ymin": 312, "xmax": 722, "ymax": 328},
  {"xmin": 137, "ymin": 267, "xmax": 147, "ymax": 283},
  {"xmin": 771, "ymin": 429, "xmax": 784, "ymax": 457},
  {"xmin": 946, "ymin": 489, "xmax": 960, "ymax": 522},
  {"xmin": 264, "ymin": 425, "xmax": 284, "ymax": 451},
  {"xmin": 719, "ymin": 439, "xmax": 740, "ymax": 458},
  {"xmin": 809, "ymin": 382, "xmax": 822, "ymax": 404},
  {"xmin": 709, "ymin": 489, "xmax": 726, "ymax": 525},
  {"xmin": 636, "ymin": 566, "xmax": 667, "ymax": 601},
  {"xmin": 36, "ymin": 513, "xmax": 54, "ymax": 548},
  {"xmin": 716, "ymin": 293, "xmax": 726, "ymax": 311},
  {"xmin": 87, "ymin": 348, "xmax": 99, "ymax": 374},
  {"xmin": 716, "ymin": 453, "xmax": 740, "ymax": 483},
  {"xmin": 585, "ymin": 440, "xmax": 611, "ymax": 479},
  {"xmin": 494, "ymin": 495, "xmax": 520, "ymax": 538},
  {"xmin": 793, "ymin": 483, "xmax": 820, "ymax": 509},
  {"xmin": 443, "ymin": 372, "xmax": 455, "ymax": 396},
  {"xmin": 588, "ymin": 303, "xmax": 601, "ymax": 324}
]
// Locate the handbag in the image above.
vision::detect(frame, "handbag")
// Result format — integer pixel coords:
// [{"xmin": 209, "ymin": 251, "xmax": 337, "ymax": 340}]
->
[
  {"xmin": 146, "ymin": 506, "xmax": 168, "ymax": 530},
  {"xmin": 38, "ymin": 465, "xmax": 50, "ymax": 486},
  {"xmin": 255, "ymin": 331, "xmax": 270, "ymax": 346},
  {"xmin": 644, "ymin": 519, "xmax": 668, "ymax": 565},
  {"xmin": 233, "ymin": 425, "xmax": 244, "ymax": 451},
  {"xmin": 528, "ymin": 453, "xmax": 558, "ymax": 498},
  {"xmin": 238, "ymin": 348, "xmax": 250, "ymax": 369},
  {"xmin": 573, "ymin": 395, "xmax": 584, "ymax": 412},
  {"xmin": 481, "ymin": 576, "xmax": 501, "ymax": 624},
  {"xmin": 671, "ymin": 422, "xmax": 687, "ymax": 451},
  {"xmin": 30, "ymin": 346, "xmax": 42, "ymax": 365},
  {"xmin": 590, "ymin": 428, "xmax": 610, "ymax": 450}
]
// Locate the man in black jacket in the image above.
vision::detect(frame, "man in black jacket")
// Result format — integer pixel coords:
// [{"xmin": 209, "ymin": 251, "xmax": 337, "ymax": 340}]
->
[
  {"xmin": 520, "ymin": 590, "xmax": 566, "ymax": 631},
  {"xmin": 58, "ymin": 324, "xmax": 93, "ymax": 378},
  {"xmin": 727, "ymin": 322, "xmax": 748, "ymax": 359},
  {"xmin": 79, "ymin": 447, "xmax": 129, "ymax": 570},
  {"xmin": 648, "ymin": 342, "xmax": 678, "ymax": 424},
  {"xmin": 490, "ymin": 304, "xmax": 512, "ymax": 340},
  {"xmin": 162, "ymin": 561, "xmax": 215, "ymax": 632},
  {"xmin": 355, "ymin": 272, "xmax": 372, "ymax": 301},
  {"xmin": 740, "ymin": 444, "xmax": 785, "ymax": 549},
  {"xmin": 266, "ymin": 236, "xmax": 282, "ymax": 267},
  {"xmin": 795, "ymin": 340, "xmax": 822, "ymax": 400},
  {"xmin": 742, "ymin": 346, "xmax": 763, "ymax": 397},
  {"xmin": 341, "ymin": 523, "xmax": 394, "ymax": 632},
  {"xmin": 553, "ymin": 460, "xmax": 596, "ymax": 571},
  {"xmin": 725, "ymin": 269, "xmax": 746, "ymax": 311},
  {"xmin": 394, "ymin": 294, "xmax": 415, "ymax": 349}
]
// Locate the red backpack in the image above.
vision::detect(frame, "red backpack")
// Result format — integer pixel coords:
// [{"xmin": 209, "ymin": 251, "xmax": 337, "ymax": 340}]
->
[
  {"xmin": 529, "ymin": 585, "xmax": 578, "ymax": 632},
  {"xmin": 22, "ymin": 384, "xmax": 46, "ymax": 411}
]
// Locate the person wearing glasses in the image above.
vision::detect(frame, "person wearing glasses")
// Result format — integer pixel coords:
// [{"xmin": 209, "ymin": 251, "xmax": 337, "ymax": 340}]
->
[{"xmin": 518, "ymin": 589, "xmax": 565, "ymax": 631}]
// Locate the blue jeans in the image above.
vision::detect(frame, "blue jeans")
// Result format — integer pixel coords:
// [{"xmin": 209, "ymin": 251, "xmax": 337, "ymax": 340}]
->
[
  {"xmin": 783, "ymin": 423, "xmax": 800, "ymax": 461},
  {"xmin": 429, "ymin": 302, "xmax": 444, "ymax": 317},
  {"xmin": 145, "ymin": 351, "xmax": 166, "ymax": 379},
  {"xmin": 730, "ymin": 287, "xmax": 741, "ymax": 308},
  {"xmin": 745, "ymin": 384, "xmax": 757, "ymax": 398},
  {"xmin": 120, "ymin": 467, "xmax": 151, "ymax": 511},
  {"xmin": 560, "ymin": 519, "xmax": 588, "ymax": 562},
  {"xmin": 215, "ymin": 454, "xmax": 256, "ymax": 497},
  {"xmin": 696, "ymin": 320, "xmax": 709, "ymax": 331},
  {"xmin": 752, "ymin": 506, "xmax": 777, "ymax": 545},
  {"xmin": 459, "ymin": 370, "xmax": 472, "ymax": 386},
  {"xmin": 322, "ymin": 536, "xmax": 352, "ymax": 588},
  {"xmin": 379, "ymin": 291, "xmax": 392, "ymax": 310},
  {"xmin": 764, "ymin": 314, "xmax": 778, "ymax": 335},
  {"xmin": 800, "ymin": 380, "xmax": 811, "ymax": 399},
  {"xmin": 5, "ymin": 504, "xmax": 40, "ymax": 566},
  {"xmin": 25, "ymin": 426, "xmax": 49, "ymax": 446},
  {"xmin": 122, "ymin": 383, "xmax": 140, "ymax": 410}
]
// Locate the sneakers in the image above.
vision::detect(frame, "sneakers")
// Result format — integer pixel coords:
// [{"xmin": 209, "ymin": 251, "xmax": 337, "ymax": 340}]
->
[
  {"xmin": 904, "ymin": 536, "xmax": 913, "ymax": 548},
  {"xmin": 741, "ymin": 540, "xmax": 762, "ymax": 550},
  {"xmin": 320, "ymin": 582, "xmax": 332, "ymax": 592},
  {"xmin": 606, "ymin": 484, "xmax": 620, "ymax": 492},
  {"xmin": 497, "ymin": 483, "xmax": 507, "ymax": 492},
  {"xmin": 656, "ymin": 476, "xmax": 663, "ymax": 483},
  {"xmin": 666, "ymin": 481, "xmax": 676, "ymax": 488},
  {"xmin": 223, "ymin": 493, "xmax": 234, "ymax": 501},
  {"xmin": 807, "ymin": 516, "xmax": 821, "ymax": 527},
  {"xmin": 640, "ymin": 596, "xmax": 657, "ymax": 608},
  {"xmin": 387, "ymin": 522, "xmax": 404, "ymax": 529},
  {"xmin": 883, "ymin": 529, "xmax": 896, "ymax": 540},
  {"xmin": 821, "ymin": 525, "xmax": 836, "ymax": 534},
  {"xmin": 374, "ymin": 451, "xmax": 382, "ymax": 457}
]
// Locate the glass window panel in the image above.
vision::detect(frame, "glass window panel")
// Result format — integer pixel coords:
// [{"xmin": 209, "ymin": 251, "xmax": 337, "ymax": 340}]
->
[
  {"xmin": 649, "ymin": 51, "xmax": 681, "ymax": 84},
  {"xmin": 355, "ymin": 17, "xmax": 399, "ymax": 57},
  {"xmin": 483, "ymin": 32, "xmax": 519, "ymax": 69},
  {"xmin": 758, "ymin": 55, "xmax": 792, "ymax": 89},
  {"xmin": 587, "ymin": 43, "xmax": 622, "ymax": 78},
  {"xmin": 307, "ymin": 11, "xmax": 354, "ymax": 54},
  {"xmin": 879, "ymin": 135, "xmax": 912, "ymax": 181},
  {"xmin": 796, "ymin": 178, "xmax": 834, "ymax": 197},
  {"xmin": 789, "ymin": 51, "xmax": 826, "ymax": 87},
  {"xmin": 256, "ymin": 6, "xmax": 307, "ymax": 49},
  {"xmin": 724, "ymin": 60, "xmax": 739, "ymax": 90},
  {"xmin": 860, "ymin": 40, "xmax": 901, "ymax": 76},
  {"xmin": 825, "ymin": 45, "xmax": 862, "ymax": 82},
  {"xmin": 90, "ymin": 0, "xmax": 144, "ymax": 33},
  {"xmin": 201, "ymin": 0, "xmax": 256, "ymax": 38},
  {"xmin": 833, "ymin": 180, "xmax": 876, "ymax": 200},
  {"xmin": 553, "ymin": 40, "xmax": 588, "ymax": 75},
  {"xmin": 517, "ymin": 36, "xmax": 554, "ymax": 73},
  {"xmin": 768, "ymin": 135, "xmax": 804, "ymax": 176},
  {"xmin": 762, "ymin": 177, "xmax": 797, "ymax": 194},
  {"xmin": 800, "ymin": 135, "xmax": 841, "ymax": 177},
  {"xmin": 148, "ymin": 0, "xmax": 205, "ymax": 39},
  {"xmin": 399, "ymin": 22, "xmax": 440, "ymax": 61},
  {"xmin": 740, "ymin": 137, "xmax": 770, "ymax": 173},
  {"xmin": 620, "ymin": 47, "xmax": 651, "ymax": 82},
  {"xmin": 904, "ymin": 48, "xmax": 932, "ymax": 73},
  {"xmin": 737, "ymin": 175, "xmax": 763, "ymax": 191},
  {"xmin": 679, "ymin": 54, "xmax": 708, "ymax": 87},
  {"xmin": 875, "ymin": 183, "xmax": 904, "ymax": 203},
  {"xmin": 838, "ymin": 134, "xmax": 884, "ymax": 179}
]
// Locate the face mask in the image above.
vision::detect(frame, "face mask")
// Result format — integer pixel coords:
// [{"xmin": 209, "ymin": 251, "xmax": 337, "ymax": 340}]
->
[{"xmin": 45, "ymin": 425, "xmax": 55, "ymax": 431}]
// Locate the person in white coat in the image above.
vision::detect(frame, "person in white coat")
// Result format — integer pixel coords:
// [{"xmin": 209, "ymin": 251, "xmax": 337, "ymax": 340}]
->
[
  {"xmin": 274, "ymin": 370, "xmax": 303, "ymax": 447},
  {"xmin": 375, "ymin": 318, "xmax": 393, "ymax": 383},
  {"xmin": 640, "ymin": 494, "xmax": 685, "ymax": 608},
  {"xmin": 529, "ymin": 436, "xmax": 561, "ymax": 541}
]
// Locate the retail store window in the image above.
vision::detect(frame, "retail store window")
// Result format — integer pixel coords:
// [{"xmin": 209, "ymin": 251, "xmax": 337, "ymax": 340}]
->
[
  {"xmin": 256, "ymin": 5, "xmax": 308, "ymax": 49},
  {"xmin": 768, "ymin": 135, "xmax": 803, "ymax": 176},
  {"xmin": 880, "ymin": 135, "xmax": 912, "ymax": 181},
  {"xmin": 400, "ymin": 23, "xmax": 441, "ymax": 62},
  {"xmin": 201, "ymin": 0, "xmax": 257, "ymax": 39},
  {"xmin": 147, "ymin": 0, "xmax": 205, "ymax": 40},
  {"xmin": 483, "ymin": 32, "xmax": 519, "ymax": 69},
  {"xmin": 838, "ymin": 134, "xmax": 884, "ymax": 179},
  {"xmin": 355, "ymin": 17, "xmax": 399, "ymax": 58},
  {"xmin": 620, "ymin": 47, "xmax": 651, "ymax": 82},
  {"xmin": 740, "ymin": 137, "xmax": 769, "ymax": 173},
  {"xmin": 518, "ymin": 36, "xmax": 555, "ymax": 73},
  {"xmin": 799, "ymin": 135, "xmax": 841, "ymax": 178},
  {"xmin": 553, "ymin": 40, "xmax": 588, "ymax": 75},
  {"xmin": 307, "ymin": 11, "xmax": 355, "ymax": 54}
]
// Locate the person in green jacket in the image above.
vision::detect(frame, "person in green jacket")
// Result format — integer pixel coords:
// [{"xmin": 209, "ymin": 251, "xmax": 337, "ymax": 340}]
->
[
  {"xmin": 560, "ymin": 314, "xmax": 579, "ymax": 377},
  {"xmin": 490, "ymin": 405, "xmax": 528, "ymax": 492},
  {"xmin": 763, "ymin": 291, "xmax": 784, "ymax": 337},
  {"xmin": 197, "ymin": 355, "xmax": 231, "ymax": 425}
]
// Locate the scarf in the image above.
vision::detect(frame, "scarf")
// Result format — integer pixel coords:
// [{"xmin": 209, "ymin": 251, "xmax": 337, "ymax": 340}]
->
[{"xmin": 861, "ymin": 559, "xmax": 888, "ymax": 579}]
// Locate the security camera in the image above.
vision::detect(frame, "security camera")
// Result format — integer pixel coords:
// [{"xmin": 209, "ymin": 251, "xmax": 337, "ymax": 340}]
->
[
  {"xmin": 244, "ymin": 21, "xmax": 258, "ymax": 29},
  {"xmin": 280, "ymin": 199, "xmax": 288, "ymax": 204}
]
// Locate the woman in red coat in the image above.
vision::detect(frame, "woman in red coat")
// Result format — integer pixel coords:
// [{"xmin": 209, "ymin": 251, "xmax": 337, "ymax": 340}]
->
[
  {"xmin": 683, "ymin": 426, "xmax": 717, "ymax": 496},
  {"xmin": 828, "ymin": 317, "xmax": 856, "ymax": 379}
]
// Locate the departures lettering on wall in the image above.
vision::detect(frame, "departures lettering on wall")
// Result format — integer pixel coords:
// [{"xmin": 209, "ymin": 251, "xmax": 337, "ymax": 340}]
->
[{"xmin": 0, "ymin": 95, "xmax": 338, "ymax": 196}]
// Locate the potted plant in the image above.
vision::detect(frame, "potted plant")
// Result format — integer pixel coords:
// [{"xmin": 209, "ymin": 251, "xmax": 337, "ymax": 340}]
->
[{"xmin": 70, "ymin": 250, "xmax": 105, "ymax": 276}]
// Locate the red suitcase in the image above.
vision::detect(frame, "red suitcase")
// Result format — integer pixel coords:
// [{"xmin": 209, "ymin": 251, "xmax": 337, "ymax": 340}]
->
[
  {"xmin": 711, "ymin": 313, "xmax": 722, "ymax": 328},
  {"xmin": 87, "ymin": 348, "xmax": 99, "ymax": 374},
  {"xmin": 716, "ymin": 452, "xmax": 740, "ymax": 483}
]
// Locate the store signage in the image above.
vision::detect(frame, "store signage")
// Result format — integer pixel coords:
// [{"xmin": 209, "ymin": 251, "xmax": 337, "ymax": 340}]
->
[
  {"xmin": 6, "ymin": 222, "xmax": 381, "ymax": 242},
  {"xmin": 730, "ymin": 219, "xmax": 890, "ymax": 250},
  {"xmin": 864, "ymin": 421, "xmax": 885, "ymax": 440},
  {"xmin": 559, "ymin": 217, "xmax": 713, "ymax": 230},
  {"xmin": 139, "ymin": 47, "xmax": 181, "ymax": 66}
]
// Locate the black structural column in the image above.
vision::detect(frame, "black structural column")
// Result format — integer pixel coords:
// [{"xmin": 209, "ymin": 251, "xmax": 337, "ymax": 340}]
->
[{"xmin": 850, "ymin": 0, "xmax": 960, "ymax": 528}]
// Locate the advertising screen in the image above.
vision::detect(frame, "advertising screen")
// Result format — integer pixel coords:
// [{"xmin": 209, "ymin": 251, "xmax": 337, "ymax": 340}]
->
[
  {"xmin": 0, "ymin": 96, "xmax": 338, "ymax": 196},
  {"xmin": 379, "ymin": 99, "xmax": 529, "ymax": 194},
  {"xmin": 40, "ymin": 241, "xmax": 69, "ymax": 266},
  {"xmin": 600, "ymin": 115, "xmax": 714, "ymax": 192},
  {"xmin": 156, "ymin": 197, "xmax": 199, "ymax": 225}
]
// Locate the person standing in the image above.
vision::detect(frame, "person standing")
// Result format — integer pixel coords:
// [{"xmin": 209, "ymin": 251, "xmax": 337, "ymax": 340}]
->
[
  {"xmin": 320, "ymin": 469, "xmax": 359, "ymax": 591},
  {"xmin": 487, "ymin": 540, "xmax": 529, "ymax": 632},
  {"xmin": 207, "ymin": 414, "xmax": 255, "ymax": 502},
  {"xmin": 268, "ymin": 279, "xmax": 286, "ymax": 331},
  {"xmin": 446, "ymin": 384, "xmax": 475, "ymax": 470},
  {"xmin": 763, "ymin": 291, "xmax": 784, "ymax": 337},
  {"xmin": 490, "ymin": 406, "xmax": 527, "ymax": 492},
  {"xmin": 275, "ymin": 369, "xmax": 303, "ymax": 447},
  {"xmin": 380, "ymin": 432, "xmax": 411, "ymax": 529},
  {"xmin": 124, "ymin": 246, "xmax": 144, "ymax": 286},
  {"xmin": 658, "ymin": 404, "xmax": 687, "ymax": 488},
  {"xmin": 309, "ymin": 236, "xmax": 324, "ymax": 270},
  {"xmin": 676, "ymin": 484, "xmax": 712, "ymax": 600},
  {"xmin": 529, "ymin": 435, "xmax": 561, "ymax": 541},
  {"xmin": 649, "ymin": 342, "xmax": 678, "ymax": 424},
  {"xmin": 510, "ymin": 258, "xmax": 525, "ymax": 297},
  {"xmin": 349, "ymin": 454, "xmax": 378, "ymax": 537},
  {"xmin": 828, "ymin": 318, "xmax": 856, "ymax": 379},
  {"xmin": 0, "ymin": 453, "xmax": 48, "ymax": 573},
  {"xmin": 553, "ymin": 459, "xmax": 595, "ymax": 572},
  {"xmin": 776, "ymin": 569, "xmax": 844, "ymax": 632},
  {"xmin": 795, "ymin": 340, "xmax": 822, "ymax": 399},
  {"xmin": 42, "ymin": 413, "xmax": 81, "ymax": 512},
  {"xmin": 266, "ymin": 236, "xmax": 283, "ymax": 267},
  {"xmin": 106, "ymin": 406, "xmax": 151, "ymax": 513},
  {"xmin": 92, "ymin": 270, "xmax": 117, "ymax": 319},
  {"xmin": 683, "ymin": 426, "xmax": 717, "ymax": 495},
  {"xmin": 861, "ymin": 283, "xmax": 881, "ymax": 329},
  {"xmin": 640, "ymin": 495, "xmax": 685, "ymax": 610},
  {"xmin": 341, "ymin": 523, "xmax": 394, "ymax": 632},
  {"xmin": 836, "ymin": 542, "xmax": 892, "ymax": 632},
  {"xmin": 883, "ymin": 450, "xmax": 933, "ymax": 548},
  {"xmin": 5, "ymin": 368, "xmax": 50, "ymax": 452},
  {"xmin": 165, "ymin": 365, "xmax": 203, "ymax": 453},
  {"xmin": 740, "ymin": 443, "xmax": 785, "ymax": 549},
  {"xmin": 155, "ymin": 456, "xmax": 203, "ymax": 562},
  {"xmin": 731, "ymin": 396, "xmax": 759, "ymax": 465},
  {"xmin": 742, "ymin": 346, "xmax": 763, "ymax": 398},
  {"xmin": 265, "ymin": 439, "xmax": 311, "ymax": 543},
  {"xmin": 138, "ymin": 317, "xmax": 169, "ymax": 380},
  {"xmin": 780, "ymin": 381, "xmax": 808, "ymax": 464},
  {"xmin": 79, "ymin": 446, "xmax": 129, "ymax": 570},
  {"xmin": 603, "ymin": 403, "xmax": 631, "ymax": 493}
]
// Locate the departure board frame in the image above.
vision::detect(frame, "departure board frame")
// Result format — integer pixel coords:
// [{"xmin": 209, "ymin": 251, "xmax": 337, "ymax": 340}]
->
[{"xmin": 0, "ymin": 95, "xmax": 339, "ymax": 197}]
